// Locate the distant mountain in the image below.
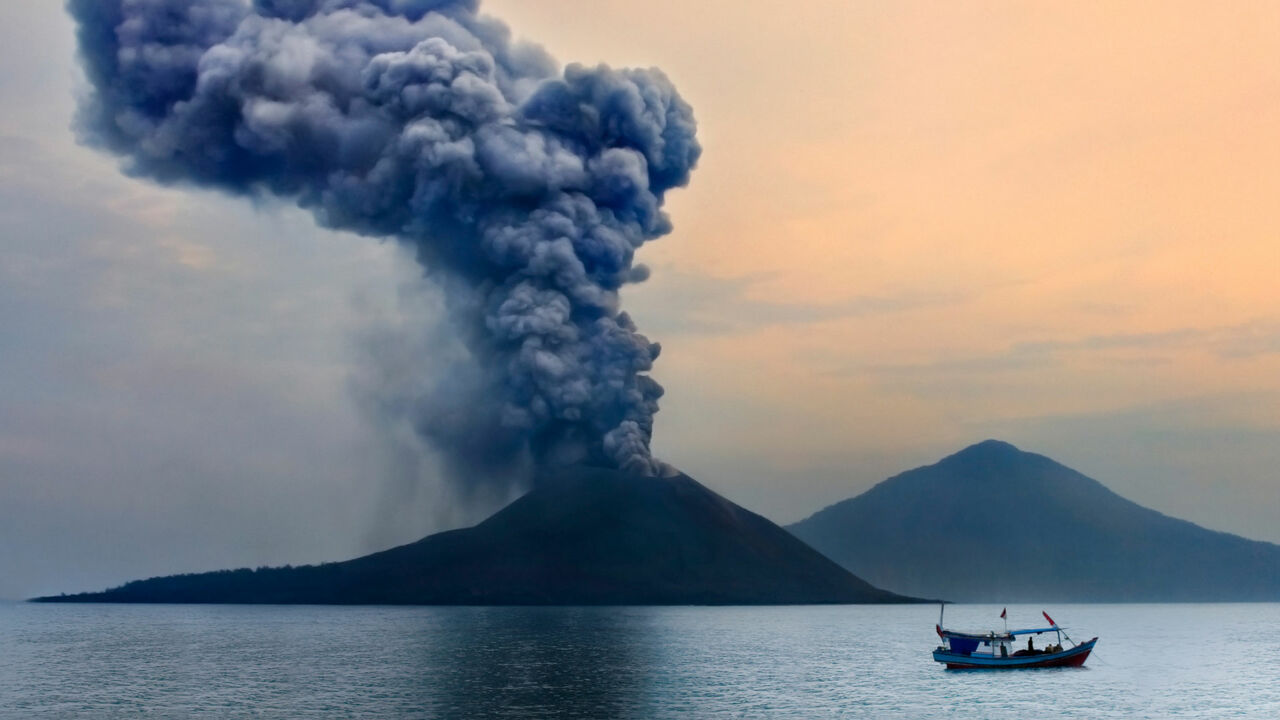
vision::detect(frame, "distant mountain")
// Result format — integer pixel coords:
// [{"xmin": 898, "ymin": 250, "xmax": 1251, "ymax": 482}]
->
[
  {"xmin": 36, "ymin": 467, "xmax": 914, "ymax": 605},
  {"xmin": 788, "ymin": 440, "xmax": 1280, "ymax": 602}
]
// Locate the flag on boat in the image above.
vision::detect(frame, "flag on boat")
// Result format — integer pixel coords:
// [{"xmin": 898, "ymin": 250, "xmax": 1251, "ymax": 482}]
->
[
  {"xmin": 1000, "ymin": 608, "xmax": 1007, "ymax": 619},
  {"xmin": 1043, "ymin": 610, "xmax": 1057, "ymax": 626}
]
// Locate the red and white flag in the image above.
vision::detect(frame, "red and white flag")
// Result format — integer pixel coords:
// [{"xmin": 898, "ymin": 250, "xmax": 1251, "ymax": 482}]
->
[{"xmin": 1000, "ymin": 608, "xmax": 1007, "ymax": 620}]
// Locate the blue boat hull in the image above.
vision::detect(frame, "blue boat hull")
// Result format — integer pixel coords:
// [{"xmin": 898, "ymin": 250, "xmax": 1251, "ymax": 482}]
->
[{"xmin": 933, "ymin": 638, "xmax": 1097, "ymax": 669}]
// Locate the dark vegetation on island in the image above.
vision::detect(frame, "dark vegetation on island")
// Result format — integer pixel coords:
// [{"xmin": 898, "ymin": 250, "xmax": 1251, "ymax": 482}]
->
[
  {"xmin": 788, "ymin": 440, "xmax": 1280, "ymax": 602},
  {"xmin": 35, "ymin": 467, "xmax": 916, "ymax": 606}
]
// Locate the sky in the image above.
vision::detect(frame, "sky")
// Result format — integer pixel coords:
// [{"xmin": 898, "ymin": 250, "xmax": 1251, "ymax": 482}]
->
[{"xmin": 2, "ymin": 1, "xmax": 1278, "ymax": 600}]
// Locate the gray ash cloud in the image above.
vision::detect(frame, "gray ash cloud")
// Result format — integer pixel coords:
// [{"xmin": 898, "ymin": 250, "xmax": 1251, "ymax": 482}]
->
[{"xmin": 67, "ymin": 0, "xmax": 699, "ymax": 482}]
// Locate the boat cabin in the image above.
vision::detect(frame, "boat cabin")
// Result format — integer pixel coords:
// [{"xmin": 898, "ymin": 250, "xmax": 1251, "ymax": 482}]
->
[{"xmin": 937, "ymin": 626, "xmax": 1065, "ymax": 659}]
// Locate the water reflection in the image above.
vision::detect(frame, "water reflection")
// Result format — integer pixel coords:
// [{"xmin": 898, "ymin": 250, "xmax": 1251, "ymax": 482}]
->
[{"xmin": 408, "ymin": 607, "xmax": 655, "ymax": 718}]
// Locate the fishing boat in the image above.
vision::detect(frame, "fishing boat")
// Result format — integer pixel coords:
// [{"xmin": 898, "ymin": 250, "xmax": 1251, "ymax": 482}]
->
[{"xmin": 932, "ymin": 606, "xmax": 1097, "ymax": 669}]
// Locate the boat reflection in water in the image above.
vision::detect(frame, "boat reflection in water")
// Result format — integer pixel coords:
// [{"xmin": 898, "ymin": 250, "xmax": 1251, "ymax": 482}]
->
[{"xmin": 932, "ymin": 606, "xmax": 1097, "ymax": 670}]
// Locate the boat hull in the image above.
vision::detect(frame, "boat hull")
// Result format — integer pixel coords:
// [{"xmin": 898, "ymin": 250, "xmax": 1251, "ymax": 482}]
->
[{"xmin": 933, "ymin": 638, "xmax": 1096, "ymax": 670}]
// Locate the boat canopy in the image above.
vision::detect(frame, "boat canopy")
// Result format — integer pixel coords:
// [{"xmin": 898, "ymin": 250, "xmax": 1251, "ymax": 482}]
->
[
  {"xmin": 939, "ymin": 626, "xmax": 1065, "ymax": 641},
  {"xmin": 1008, "ymin": 627, "xmax": 1062, "ymax": 636},
  {"xmin": 940, "ymin": 630, "xmax": 1011, "ymax": 641}
]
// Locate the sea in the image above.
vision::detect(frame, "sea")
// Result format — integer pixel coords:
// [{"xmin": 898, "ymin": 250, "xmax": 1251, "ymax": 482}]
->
[{"xmin": 2, "ymin": 602, "xmax": 1277, "ymax": 718}]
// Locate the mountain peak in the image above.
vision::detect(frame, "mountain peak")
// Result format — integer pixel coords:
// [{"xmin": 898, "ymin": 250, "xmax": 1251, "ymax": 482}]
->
[
  {"xmin": 949, "ymin": 439, "xmax": 1023, "ymax": 459},
  {"xmin": 929, "ymin": 439, "xmax": 1043, "ymax": 480}
]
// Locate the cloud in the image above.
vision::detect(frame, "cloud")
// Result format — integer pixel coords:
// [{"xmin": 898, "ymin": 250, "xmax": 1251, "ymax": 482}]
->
[
  {"xmin": 853, "ymin": 320, "xmax": 1280, "ymax": 382},
  {"xmin": 630, "ymin": 266, "xmax": 967, "ymax": 337}
]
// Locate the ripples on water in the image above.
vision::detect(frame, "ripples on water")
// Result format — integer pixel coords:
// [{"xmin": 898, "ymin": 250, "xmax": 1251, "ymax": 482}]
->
[{"xmin": 1, "ymin": 602, "xmax": 1278, "ymax": 718}]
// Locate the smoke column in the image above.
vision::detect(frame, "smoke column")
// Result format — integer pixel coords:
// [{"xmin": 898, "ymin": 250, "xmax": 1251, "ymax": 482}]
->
[{"xmin": 66, "ymin": 0, "xmax": 700, "ymax": 482}]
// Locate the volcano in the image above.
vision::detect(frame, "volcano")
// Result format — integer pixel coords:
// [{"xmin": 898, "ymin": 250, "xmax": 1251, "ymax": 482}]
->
[
  {"xmin": 36, "ymin": 467, "xmax": 913, "ymax": 605},
  {"xmin": 788, "ymin": 440, "xmax": 1280, "ymax": 602}
]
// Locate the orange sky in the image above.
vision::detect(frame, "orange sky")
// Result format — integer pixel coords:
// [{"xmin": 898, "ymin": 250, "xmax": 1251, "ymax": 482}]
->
[{"xmin": 487, "ymin": 1, "xmax": 1280, "ymax": 534}]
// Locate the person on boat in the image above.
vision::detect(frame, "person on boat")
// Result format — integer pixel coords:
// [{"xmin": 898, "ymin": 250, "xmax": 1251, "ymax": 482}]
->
[{"xmin": 1027, "ymin": 637, "xmax": 1035, "ymax": 653}]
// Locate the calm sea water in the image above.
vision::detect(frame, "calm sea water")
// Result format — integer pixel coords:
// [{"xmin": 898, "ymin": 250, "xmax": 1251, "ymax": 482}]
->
[{"xmin": 1, "ymin": 602, "xmax": 1277, "ymax": 718}]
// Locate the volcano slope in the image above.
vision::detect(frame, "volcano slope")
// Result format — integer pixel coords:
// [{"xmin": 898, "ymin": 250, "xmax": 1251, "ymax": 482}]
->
[
  {"xmin": 36, "ymin": 467, "xmax": 913, "ymax": 605},
  {"xmin": 788, "ymin": 440, "xmax": 1280, "ymax": 602}
]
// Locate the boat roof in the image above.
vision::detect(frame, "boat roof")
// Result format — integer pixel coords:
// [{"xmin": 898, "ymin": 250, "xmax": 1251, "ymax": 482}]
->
[
  {"xmin": 1009, "ymin": 627, "xmax": 1061, "ymax": 636},
  {"xmin": 941, "ymin": 626, "xmax": 1063, "ymax": 640}
]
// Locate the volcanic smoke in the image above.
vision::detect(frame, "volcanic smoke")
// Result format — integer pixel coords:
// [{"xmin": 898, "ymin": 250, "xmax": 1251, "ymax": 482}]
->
[{"xmin": 67, "ymin": 0, "xmax": 700, "ymax": 483}]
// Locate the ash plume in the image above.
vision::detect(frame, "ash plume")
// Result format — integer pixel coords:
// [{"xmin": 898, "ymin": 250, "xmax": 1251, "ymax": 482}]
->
[{"xmin": 66, "ymin": 0, "xmax": 700, "ymax": 483}]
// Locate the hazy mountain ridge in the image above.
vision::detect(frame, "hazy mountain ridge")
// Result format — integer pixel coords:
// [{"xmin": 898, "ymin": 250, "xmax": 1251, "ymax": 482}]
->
[
  {"xmin": 788, "ymin": 440, "xmax": 1280, "ymax": 602},
  {"xmin": 36, "ymin": 467, "xmax": 914, "ymax": 606}
]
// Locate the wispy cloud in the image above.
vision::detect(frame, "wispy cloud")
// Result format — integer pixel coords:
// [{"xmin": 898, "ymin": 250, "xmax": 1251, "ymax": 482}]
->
[
  {"xmin": 853, "ymin": 320, "xmax": 1280, "ymax": 380},
  {"xmin": 630, "ymin": 266, "xmax": 968, "ymax": 337}
]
